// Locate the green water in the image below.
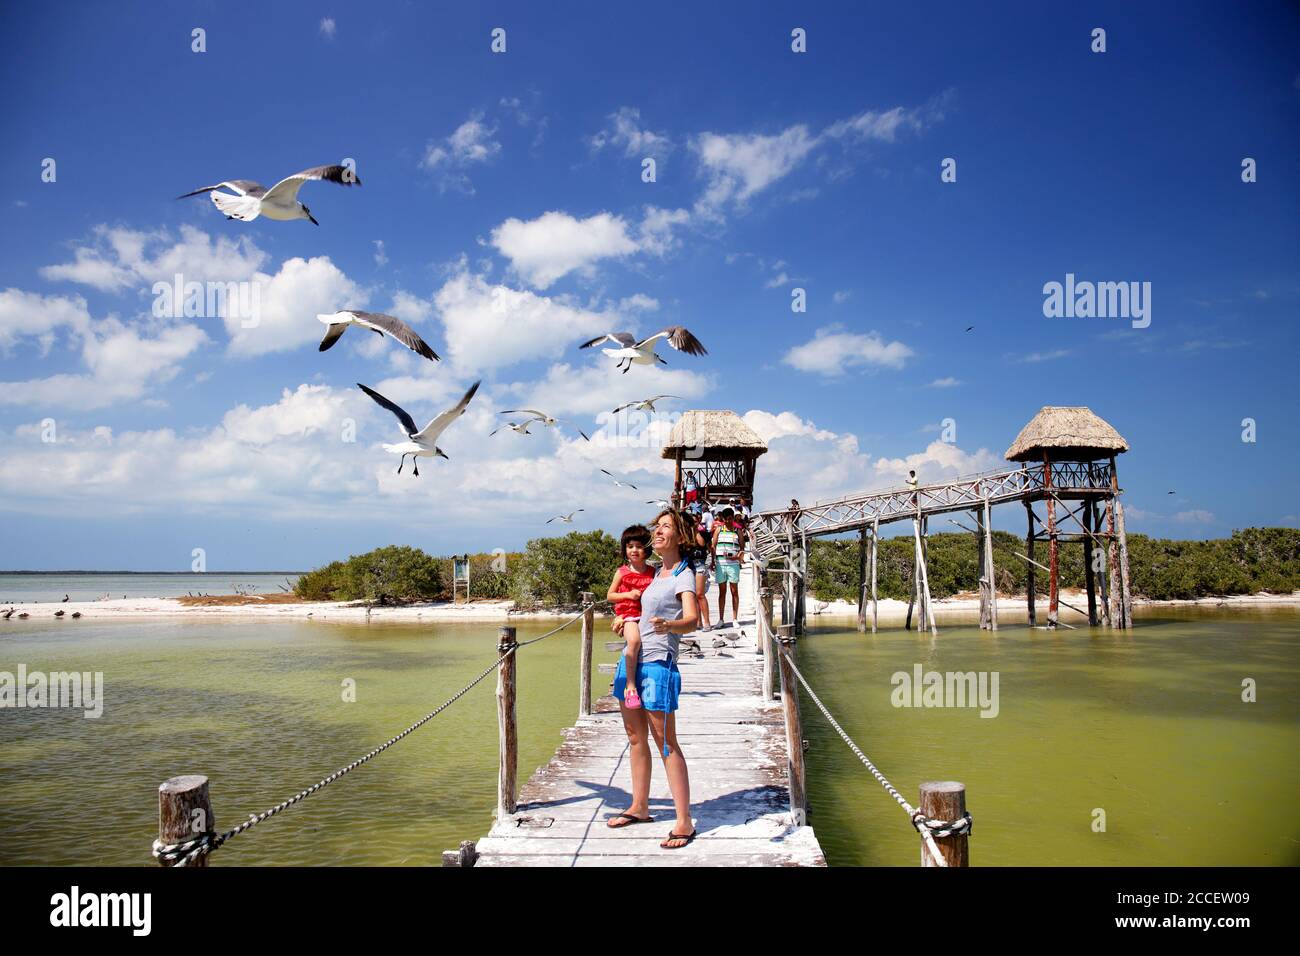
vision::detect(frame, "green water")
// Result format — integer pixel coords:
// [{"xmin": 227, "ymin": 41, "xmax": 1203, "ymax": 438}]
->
[
  {"xmin": 0, "ymin": 610, "xmax": 1295, "ymax": 866},
  {"xmin": 799, "ymin": 608, "xmax": 1300, "ymax": 866}
]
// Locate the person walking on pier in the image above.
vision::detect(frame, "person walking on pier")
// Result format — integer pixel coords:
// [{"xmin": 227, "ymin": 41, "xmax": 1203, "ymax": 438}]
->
[
  {"xmin": 607, "ymin": 508, "xmax": 699, "ymax": 849},
  {"xmin": 712, "ymin": 507, "xmax": 743, "ymax": 625}
]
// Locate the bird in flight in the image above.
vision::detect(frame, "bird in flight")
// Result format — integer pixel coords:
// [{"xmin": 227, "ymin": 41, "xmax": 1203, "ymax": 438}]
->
[
  {"xmin": 490, "ymin": 421, "xmax": 535, "ymax": 437},
  {"xmin": 546, "ymin": 510, "xmax": 585, "ymax": 524},
  {"xmin": 318, "ymin": 311, "xmax": 439, "ymax": 361},
  {"xmin": 611, "ymin": 395, "xmax": 681, "ymax": 414},
  {"xmin": 600, "ymin": 468, "xmax": 638, "ymax": 490},
  {"xmin": 580, "ymin": 327, "xmax": 707, "ymax": 373},
  {"xmin": 177, "ymin": 164, "xmax": 360, "ymax": 225},
  {"xmin": 965, "ymin": 326, "xmax": 975, "ymax": 332},
  {"xmin": 645, "ymin": 499, "xmax": 671, "ymax": 509},
  {"xmin": 497, "ymin": 409, "xmax": 590, "ymax": 441},
  {"xmin": 356, "ymin": 380, "xmax": 480, "ymax": 476}
]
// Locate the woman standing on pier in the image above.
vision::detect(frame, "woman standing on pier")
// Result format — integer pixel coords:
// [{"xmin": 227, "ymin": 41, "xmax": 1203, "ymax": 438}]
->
[{"xmin": 607, "ymin": 508, "xmax": 699, "ymax": 849}]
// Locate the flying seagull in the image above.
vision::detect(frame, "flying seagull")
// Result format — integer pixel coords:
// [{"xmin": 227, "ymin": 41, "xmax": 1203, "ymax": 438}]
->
[
  {"xmin": 490, "ymin": 421, "xmax": 535, "ymax": 437},
  {"xmin": 645, "ymin": 499, "xmax": 671, "ymax": 509},
  {"xmin": 357, "ymin": 380, "xmax": 481, "ymax": 476},
  {"xmin": 612, "ymin": 395, "xmax": 681, "ymax": 414},
  {"xmin": 177, "ymin": 164, "xmax": 360, "ymax": 225},
  {"xmin": 546, "ymin": 510, "xmax": 585, "ymax": 524},
  {"xmin": 498, "ymin": 409, "xmax": 591, "ymax": 441},
  {"xmin": 318, "ymin": 311, "xmax": 438, "ymax": 361},
  {"xmin": 600, "ymin": 468, "xmax": 638, "ymax": 490},
  {"xmin": 579, "ymin": 327, "xmax": 707, "ymax": 373}
]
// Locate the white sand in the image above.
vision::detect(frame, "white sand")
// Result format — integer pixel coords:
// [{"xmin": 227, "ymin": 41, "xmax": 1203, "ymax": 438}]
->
[{"xmin": 4, "ymin": 589, "xmax": 1295, "ymax": 623}]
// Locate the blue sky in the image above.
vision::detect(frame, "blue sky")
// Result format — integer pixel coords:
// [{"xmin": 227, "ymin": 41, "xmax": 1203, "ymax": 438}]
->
[{"xmin": 1, "ymin": 1, "xmax": 1297, "ymax": 570}]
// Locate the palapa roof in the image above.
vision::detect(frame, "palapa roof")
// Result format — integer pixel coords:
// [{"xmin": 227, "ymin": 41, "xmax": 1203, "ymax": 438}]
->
[
  {"xmin": 660, "ymin": 410, "xmax": 768, "ymax": 461},
  {"xmin": 1005, "ymin": 406, "xmax": 1129, "ymax": 462}
]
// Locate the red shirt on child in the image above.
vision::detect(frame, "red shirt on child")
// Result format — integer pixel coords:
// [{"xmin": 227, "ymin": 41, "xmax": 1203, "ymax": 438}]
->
[{"xmin": 614, "ymin": 564, "xmax": 656, "ymax": 619}]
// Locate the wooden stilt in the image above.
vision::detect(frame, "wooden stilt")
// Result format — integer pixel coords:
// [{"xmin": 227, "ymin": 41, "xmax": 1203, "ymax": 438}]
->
[
  {"xmin": 982, "ymin": 496, "xmax": 998, "ymax": 632},
  {"xmin": 1043, "ymin": 453, "xmax": 1060, "ymax": 627},
  {"xmin": 857, "ymin": 527, "xmax": 868, "ymax": 634},
  {"xmin": 869, "ymin": 517, "xmax": 879, "ymax": 634},
  {"xmin": 1116, "ymin": 499, "xmax": 1134, "ymax": 629},
  {"xmin": 976, "ymin": 508, "xmax": 989, "ymax": 630},
  {"xmin": 795, "ymin": 531, "xmax": 807, "ymax": 636},
  {"xmin": 1082, "ymin": 501, "xmax": 1098, "ymax": 626},
  {"xmin": 1025, "ymin": 500, "xmax": 1037, "ymax": 626},
  {"xmin": 915, "ymin": 516, "xmax": 937, "ymax": 635},
  {"xmin": 1105, "ymin": 503, "xmax": 1121, "ymax": 628}
]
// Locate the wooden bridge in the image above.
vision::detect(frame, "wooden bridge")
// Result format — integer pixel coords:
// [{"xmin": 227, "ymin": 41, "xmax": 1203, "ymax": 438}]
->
[{"xmin": 472, "ymin": 565, "xmax": 826, "ymax": 867}]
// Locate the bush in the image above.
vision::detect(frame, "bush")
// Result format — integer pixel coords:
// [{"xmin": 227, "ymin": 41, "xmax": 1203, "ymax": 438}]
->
[
  {"xmin": 295, "ymin": 546, "xmax": 446, "ymax": 604},
  {"xmin": 512, "ymin": 531, "xmax": 622, "ymax": 606},
  {"xmin": 437, "ymin": 551, "xmax": 524, "ymax": 600}
]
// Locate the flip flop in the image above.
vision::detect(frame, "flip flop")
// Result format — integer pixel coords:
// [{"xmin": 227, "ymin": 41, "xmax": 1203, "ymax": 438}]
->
[
  {"xmin": 606, "ymin": 813, "xmax": 653, "ymax": 829},
  {"xmin": 660, "ymin": 828, "xmax": 697, "ymax": 849}
]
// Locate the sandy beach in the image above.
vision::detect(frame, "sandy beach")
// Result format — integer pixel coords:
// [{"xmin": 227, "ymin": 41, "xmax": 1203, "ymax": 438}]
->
[{"xmin": 4, "ymin": 588, "xmax": 1296, "ymax": 623}]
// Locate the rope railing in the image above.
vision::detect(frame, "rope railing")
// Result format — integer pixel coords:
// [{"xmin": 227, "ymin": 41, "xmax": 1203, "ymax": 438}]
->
[
  {"xmin": 153, "ymin": 604, "xmax": 593, "ymax": 867},
  {"xmin": 756, "ymin": 603, "xmax": 971, "ymax": 867}
]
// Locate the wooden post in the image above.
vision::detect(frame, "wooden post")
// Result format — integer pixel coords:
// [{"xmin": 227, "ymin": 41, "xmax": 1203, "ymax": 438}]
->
[
  {"xmin": 1082, "ymin": 501, "xmax": 1098, "ymax": 626},
  {"xmin": 673, "ymin": 449, "xmax": 683, "ymax": 511},
  {"xmin": 158, "ymin": 774, "xmax": 214, "ymax": 868},
  {"xmin": 753, "ymin": 563, "xmax": 765, "ymax": 655},
  {"xmin": 774, "ymin": 625, "xmax": 807, "ymax": 827},
  {"xmin": 496, "ymin": 625, "xmax": 518, "ymax": 818},
  {"xmin": 915, "ymin": 517, "xmax": 937, "ymax": 635},
  {"xmin": 578, "ymin": 591, "xmax": 593, "ymax": 718},
  {"xmin": 1043, "ymin": 453, "xmax": 1060, "ymax": 627},
  {"xmin": 870, "ymin": 517, "xmax": 879, "ymax": 633},
  {"xmin": 1116, "ymin": 499, "xmax": 1134, "ymax": 629},
  {"xmin": 856, "ymin": 527, "xmax": 868, "ymax": 633},
  {"xmin": 440, "ymin": 840, "xmax": 478, "ymax": 867},
  {"xmin": 982, "ymin": 497, "xmax": 998, "ymax": 631},
  {"xmin": 1025, "ymin": 500, "xmax": 1037, "ymax": 626},
  {"xmin": 919, "ymin": 781, "xmax": 969, "ymax": 867},
  {"xmin": 760, "ymin": 586, "xmax": 775, "ymax": 701},
  {"xmin": 795, "ymin": 531, "xmax": 808, "ymax": 636},
  {"xmin": 1105, "ymin": 497, "xmax": 1121, "ymax": 627},
  {"xmin": 977, "ymin": 509, "xmax": 982, "ymax": 629}
]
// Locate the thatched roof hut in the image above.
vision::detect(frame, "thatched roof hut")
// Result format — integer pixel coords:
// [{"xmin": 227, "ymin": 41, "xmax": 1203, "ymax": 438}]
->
[
  {"xmin": 1005, "ymin": 406, "xmax": 1128, "ymax": 462},
  {"xmin": 660, "ymin": 410, "xmax": 767, "ymax": 463}
]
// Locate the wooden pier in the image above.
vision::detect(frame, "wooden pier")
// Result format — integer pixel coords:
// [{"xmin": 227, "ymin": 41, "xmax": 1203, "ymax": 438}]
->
[{"xmin": 473, "ymin": 563, "xmax": 826, "ymax": 867}]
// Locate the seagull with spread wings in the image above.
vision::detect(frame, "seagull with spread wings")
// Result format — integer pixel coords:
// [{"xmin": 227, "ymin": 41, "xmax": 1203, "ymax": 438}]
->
[
  {"xmin": 611, "ymin": 394, "xmax": 682, "ymax": 414},
  {"xmin": 546, "ymin": 510, "xmax": 585, "ymax": 524},
  {"xmin": 600, "ymin": 468, "xmax": 638, "ymax": 490},
  {"xmin": 318, "ymin": 311, "xmax": 439, "ymax": 361},
  {"xmin": 356, "ymin": 380, "xmax": 480, "ymax": 476},
  {"xmin": 579, "ymin": 326, "xmax": 707, "ymax": 373},
  {"xmin": 491, "ymin": 421, "xmax": 535, "ymax": 436},
  {"xmin": 497, "ymin": 409, "xmax": 591, "ymax": 441},
  {"xmin": 177, "ymin": 164, "xmax": 360, "ymax": 224}
]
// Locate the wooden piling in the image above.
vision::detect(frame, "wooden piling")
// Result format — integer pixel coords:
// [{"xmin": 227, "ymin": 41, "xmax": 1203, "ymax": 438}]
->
[
  {"xmin": 774, "ymin": 625, "xmax": 807, "ymax": 827},
  {"xmin": 915, "ymin": 516, "xmax": 937, "ymax": 635},
  {"xmin": 760, "ymin": 586, "xmax": 776, "ymax": 701},
  {"xmin": 1043, "ymin": 453, "xmax": 1060, "ymax": 626},
  {"xmin": 856, "ymin": 526, "xmax": 868, "ymax": 633},
  {"xmin": 157, "ymin": 774, "xmax": 214, "ymax": 868},
  {"xmin": 496, "ymin": 625, "xmax": 518, "ymax": 818},
  {"xmin": 1105, "ymin": 497, "xmax": 1121, "ymax": 627},
  {"xmin": 976, "ymin": 507, "xmax": 989, "ymax": 630},
  {"xmin": 1082, "ymin": 501, "xmax": 1098, "ymax": 626},
  {"xmin": 1116, "ymin": 499, "xmax": 1134, "ymax": 629},
  {"xmin": 578, "ymin": 592, "xmax": 593, "ymax": 718},
  {"xmin": 1025, "ymin": 500, "xmax": 1037, "ymax": 626},
  {"xmin": 982, "ymin": 497, "xmax": 998, "ymax": 631},
  {"xmin": 870, "ymin": 517, "xmax": 879, "ymax": 633},
  {"xmin": 919, "ymin": 781, "xmax": 968, "ymax": 867}
]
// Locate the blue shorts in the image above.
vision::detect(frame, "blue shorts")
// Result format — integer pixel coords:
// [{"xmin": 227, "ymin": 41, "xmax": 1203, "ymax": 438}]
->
[
  {"xmin": 613, "ymin": 656, "xmax": 681, "ymax": 713},
  {"xmin": 715, "ymin": 560, "xmax": 740, "ymax": 584}
]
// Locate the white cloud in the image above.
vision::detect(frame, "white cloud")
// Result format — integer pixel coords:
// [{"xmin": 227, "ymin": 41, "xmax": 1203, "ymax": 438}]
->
[
  {"xmin": 1016, "ymin": 349, "xmax": 1071, "ymax": 363},
  {"xmin": 319, "ymin": 17, "xmax": 336, "ymax": 38},
  {"xmin": 617, "ymin": 293, "xmax": 659, "ymax": 313},
  {"xmin": 0, "ymin": 289, "xmax": 91, "ymax": 351},
  {"xmin": 373, "ymin": 239, "xmax": 387, "ymax": 267},
  {"xmin": 1174, "ymin": 509, "xmax": 1216, "ymax": 524},
  {"xmin": 420, "ymin": 114, "xmax": 502, "ymax": 192},
  {"xmin": 433, "ymin": 268, "xmax": 612, "ymax": 371},
  {"xmin": 783, "ymin": 325, "xmax": 913, "ymax": 376},
  {"xmin": 40, "ymin": 225, "xmax": 269, "ymax": 293},
  {"xmin": 222, "ymin": 384, "xmax": 349, "ymax": 445},
  {"xmin": 694, "ymin": 125, "xmax": 818, "ymax": 214},
  {"xmin": 501, "ymin": 361, "xmax": 710, "ymax": 418},
  {"xmin": 590, "ymin": 106, "xmax": 671, "ymax": 158},
  {"xmin": 832, "ymin": 290, "xmax": 851, "ymax": 304},
  {"xmin": 224, "ymin": 256, "xmax": 364, "ymax": 357},
  {"xmin": 0, "ymin": 321, "xmax": 207, "ymax": 410},
  {"xmin": 928, "ymin": 377, "xmax": 962, "ymax": 388},
  {"xmin": 637, "ymin": 206, "xmax": 691, "ymax": 257},
  {"xmin": 491, "ymin": 211, "xmax": 639, "ymax": 289}
]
